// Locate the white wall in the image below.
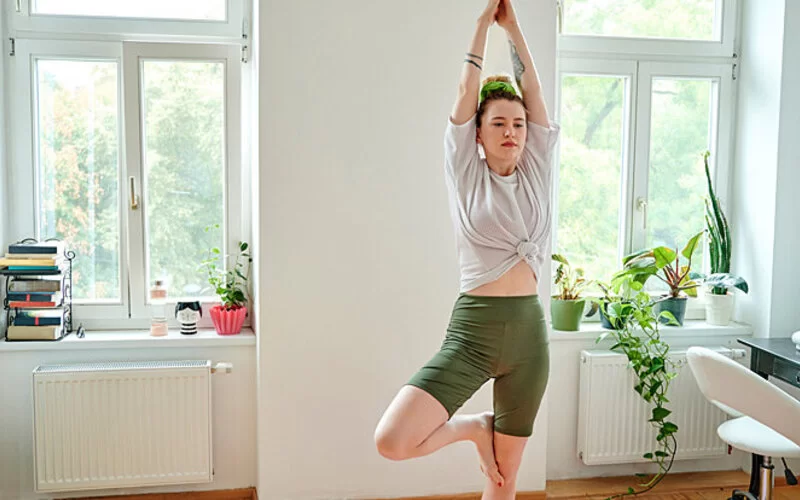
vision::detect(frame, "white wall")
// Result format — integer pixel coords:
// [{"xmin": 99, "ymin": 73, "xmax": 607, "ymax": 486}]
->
[
  {"xmin": 767, "ymin": 0, "xmax": 800, "ymax": 340},
  {"xmin": 732, "ymin": 0, "xmax": 800, "ymax": 473},
  {"xmin": 255, "ymin": 1, "xmax": 556, "ymax": 498},
  {"xmin": 0, "ymin": 345, "xmax": 257, "ymax": 500},
  {"xmin": 731, "ymin": 0, "xmax": 790, "ymax": 340}
]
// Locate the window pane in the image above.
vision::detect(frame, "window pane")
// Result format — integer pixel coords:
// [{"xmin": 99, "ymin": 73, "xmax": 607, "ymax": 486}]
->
[
  {"xmin": 563, "ymin": 0, "xmax": 717, "ymax": 41},
  {"xmin": 36, "ymin": 60, "xmax": 120, "ymax": 301},
  {"xmin": 142, "ymin": 60, "xmax": 225, "ymax": 299},
  {"xmin": 32, "ymin": 0, "xmax": 225, "ymax": 21},
  {"xmin": 557, "ymin": 75, "xmax": 626, "ymax": 285},
  {"xmin": 645, "ymin": 78, "xmax": 714, "ymax": 265}
]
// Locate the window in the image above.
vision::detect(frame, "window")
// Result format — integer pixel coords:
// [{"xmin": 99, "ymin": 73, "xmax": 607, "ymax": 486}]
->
[
  {"xmin": 562, "ymin": 0, "xmax": 719, "ymax": 41},
  {"xmin": 31, "ymin": 0, "xmax": 227, "ymax": 21},
  {"xmin": 555, "ymin": 1, "xmax": 736, "ymax": 316},
  {"xmin": 9, "ymin": 6, "xmax": 246, "ymax": 329},
  {"xmin": 13, "ymin": 0, "xmax": 243, "ymax": 39}
]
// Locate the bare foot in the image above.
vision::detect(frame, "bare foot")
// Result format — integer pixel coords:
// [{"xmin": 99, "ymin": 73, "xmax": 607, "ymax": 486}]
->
[{"xmin": 470, "ymin": 412, "xmax": 504, "ymax": 488}]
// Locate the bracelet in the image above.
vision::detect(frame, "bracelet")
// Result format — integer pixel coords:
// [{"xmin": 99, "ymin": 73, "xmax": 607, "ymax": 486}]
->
[
  {"xmin": 464, "ymin": 59, "xmax": 483, "ymax": 70},
  {"xmin": 466, "ymin": 52, "xmax": 484, "ymax": 61}
]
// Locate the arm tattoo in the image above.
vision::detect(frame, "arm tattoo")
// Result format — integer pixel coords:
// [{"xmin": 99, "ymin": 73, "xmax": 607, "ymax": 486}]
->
[
  {"xmin": 464, "ymin": 59, "xmax": 483, "ymax": 71},
  {"xmin": 509, "ymin": 41, "xmax": 525, "ymax": 88},
  {"xmin": 466, "ymin": 52, "xmax": 484, "ymax": 61}
]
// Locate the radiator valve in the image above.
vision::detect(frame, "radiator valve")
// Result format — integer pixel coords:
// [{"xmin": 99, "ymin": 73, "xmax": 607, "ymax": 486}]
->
[{"xmin": 211, "ymin": 362, "xmax": 233, "ymax": 374}]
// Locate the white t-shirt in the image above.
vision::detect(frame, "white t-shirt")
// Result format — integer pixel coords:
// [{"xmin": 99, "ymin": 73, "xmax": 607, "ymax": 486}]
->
[{"xmin": 444, "ymin": 114, "xmax": 560, "ymax": 293}]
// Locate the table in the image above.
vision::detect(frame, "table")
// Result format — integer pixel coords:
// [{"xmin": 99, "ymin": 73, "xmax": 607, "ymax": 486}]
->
[{"xmin": 737, "ymin": 337, "xmax": 800, "ymax": 496}]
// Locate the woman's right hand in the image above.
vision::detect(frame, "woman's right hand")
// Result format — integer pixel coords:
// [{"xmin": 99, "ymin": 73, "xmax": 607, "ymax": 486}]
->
[{"xmin": 478, "ymin": 0, "xmax": 501, "ymax": 26}]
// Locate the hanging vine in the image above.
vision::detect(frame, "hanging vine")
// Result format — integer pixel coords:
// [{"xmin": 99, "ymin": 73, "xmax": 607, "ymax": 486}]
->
[{"xmin": 597, "ymin": 277, "xmax": 679, "ymax": 499}]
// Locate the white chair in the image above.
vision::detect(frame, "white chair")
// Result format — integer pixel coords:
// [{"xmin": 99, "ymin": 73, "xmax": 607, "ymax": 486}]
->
[{"xmin": 686, "ymin": 346, "xmax": 800, "ymax": 500}]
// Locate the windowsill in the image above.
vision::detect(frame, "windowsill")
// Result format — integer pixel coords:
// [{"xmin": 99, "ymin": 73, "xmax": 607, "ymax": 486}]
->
[
  {"xmin": 549, "ymin": 320, "xmax": 753, "ymax": 342},
  {"xmin": 0, "ymin": 327, "xmax": 256, "ymax": 352}
]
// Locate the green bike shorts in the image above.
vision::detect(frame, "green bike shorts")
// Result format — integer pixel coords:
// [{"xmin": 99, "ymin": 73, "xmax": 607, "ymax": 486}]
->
[{"xmin": 407, "ymin": 293, "xmax": 549, "ymax": 437}]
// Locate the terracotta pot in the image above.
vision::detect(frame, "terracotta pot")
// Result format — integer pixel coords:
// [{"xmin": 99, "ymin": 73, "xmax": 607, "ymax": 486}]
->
[{"xmin": 210, "ymin": 305, "xmax": 247, "ymax": 335}]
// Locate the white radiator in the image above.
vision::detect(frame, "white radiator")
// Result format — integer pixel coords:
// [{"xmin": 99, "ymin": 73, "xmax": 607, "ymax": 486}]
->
[
  {"xmin": 32, "ymin": 360, "xmax": 213, "ymax": 493},
  {"xmin": 577, "ymin": 348, "xmax": 736, "ymax": 465}
]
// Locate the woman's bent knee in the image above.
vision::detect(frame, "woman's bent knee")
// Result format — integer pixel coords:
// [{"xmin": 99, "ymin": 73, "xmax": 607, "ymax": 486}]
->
[{"xmin": 374, "ymin": 426, "xmax": 412, "ymax": 461}]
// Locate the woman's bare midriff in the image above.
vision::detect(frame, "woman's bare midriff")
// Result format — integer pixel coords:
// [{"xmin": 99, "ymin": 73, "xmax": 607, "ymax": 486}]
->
[{"xmin": 465, "ymin": 260, "xmax": 539, "ymax": 296}]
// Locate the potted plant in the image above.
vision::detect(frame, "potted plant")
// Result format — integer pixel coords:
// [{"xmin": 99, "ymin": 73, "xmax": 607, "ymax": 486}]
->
[
  {"xmin": 614, "ymin": 232, "xmax": 703, "ymax": 326},
  {"xmin": 689, "ymin": 151, "xmax": 749, "ymax": 326},
  {"xmin": 551, "ymin": 254, "xmax": 593, "ymax": 331},
  {"xmin": 585, "ymin": 280, "xmax": 627, "ymax": 330},
  {"xmin": 598, "ymin": 276, "xmax": 680, "ymax": 499},
  {"xmin": 200, "ymin": 226, "xmax": 252, "ymax": 335}
]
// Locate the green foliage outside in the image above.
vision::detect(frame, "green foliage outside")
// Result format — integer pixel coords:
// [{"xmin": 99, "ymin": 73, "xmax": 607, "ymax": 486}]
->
[
  {"xmin": 37, "ymin": 59, "xmax": 225, "ymax": 300},
  {"xmin": 558, "ymin": 68, "xmax": 714, "ymax": 293}
]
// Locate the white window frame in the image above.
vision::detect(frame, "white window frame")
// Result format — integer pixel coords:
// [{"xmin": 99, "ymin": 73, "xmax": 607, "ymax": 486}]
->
[
  {"xmin": 123, "ymin": 42, "xmax": 242, "ymax": 325},
  {"xmin": 554, "ymin": 59, "xmax": 638, "ymax": 272},
  {"xmin": 9, "ymin": 38, "xmax": 244, "ymax": 330},
  {"xmin": 10, "ymin": 40, "xmax": 130, "ymax": 322},
  {"xmin": 10, "ymin": 0, "xmax": 244, "ymax": 41},
  {"xmin": 630, "ymin": 61, "xmax": 734, "ymax": 252},
  {"xmin": 555, "ymin": 0, "xmax": 738, "ymax": 322},
  {"xmin": 558, "ymin": 0, "xmax": 738, "ymax": 58}
]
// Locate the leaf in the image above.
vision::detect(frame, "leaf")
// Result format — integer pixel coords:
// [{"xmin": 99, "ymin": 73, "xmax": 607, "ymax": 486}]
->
[
  {"xmin": 627, "ymin": 487, "xmax": 635, "ymax": 494},
  {"xmin": 642, "ymin": 453, "xmax": 653, "ymax": 459},
  {"xmin": 654, "ymin": 451, "xmax": 670, "ymax": 458},
  {"xmin": 653, "ymin": 247, "xmax": 676, "ymax": 268},
  {"xmin": 682, "ymin": 231, "xmax": 703, "ymax": 261},
  {"xmin": 622, "ymin": 248, "xmax": 652, "ymax": 265},
  {"xmin": 552, "ymin": 253, "xmax": 568, "ymax": 265},
  {"xmin": 662, "ymin": 422, "xmax": 679, "ymax": 433},
  {"xmin": 652, "ymin": 407, "xmax": 671, "ymax": 421},
  {"xmin": 702, "ymin": 273, "xmax": 749, "ymax": 293}
]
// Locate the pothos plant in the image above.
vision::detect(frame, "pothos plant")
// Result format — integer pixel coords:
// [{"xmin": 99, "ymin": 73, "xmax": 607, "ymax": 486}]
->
[
  {"xmin": 200, "ymin": 224, "xmax": 252, "ymax": 310},
  {"xmin": 598, "ymin": 276, "xmax": 680, "ymax": 499}
]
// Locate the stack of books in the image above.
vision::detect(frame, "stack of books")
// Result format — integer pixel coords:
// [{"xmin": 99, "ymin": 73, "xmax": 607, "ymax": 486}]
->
[
  {"xmin": 1, "ymin": 241, "xmax": 67, "ymax": 341},
  {"xmin": 0, "ymin": 240, "xmax": 66, "ymax": 273}
]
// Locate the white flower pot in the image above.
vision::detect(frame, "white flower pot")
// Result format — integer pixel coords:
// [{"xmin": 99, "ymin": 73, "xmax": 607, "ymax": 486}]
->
[{"xmin": 706, "ymin": 292, "xmax": 734, "ymax": 326}]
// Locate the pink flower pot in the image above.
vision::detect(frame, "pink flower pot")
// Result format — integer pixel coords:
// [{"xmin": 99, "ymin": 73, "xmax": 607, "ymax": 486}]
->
[{"xmin": 210, "ymin": 305, "xmax": 247, "ymax": 335}]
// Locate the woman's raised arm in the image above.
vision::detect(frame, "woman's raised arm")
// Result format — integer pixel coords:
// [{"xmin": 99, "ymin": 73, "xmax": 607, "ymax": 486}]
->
[
  {"xmin": 450, "ymin": 0, "xmax": 500, "ymax": 126},
  {"xmin": 496, "ymin": 0, "xmax": 551, "ymax": 128}
]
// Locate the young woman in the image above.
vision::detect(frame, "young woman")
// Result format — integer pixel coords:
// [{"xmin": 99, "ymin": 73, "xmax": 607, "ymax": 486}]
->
[{"xmin": 374, "ymin": 0, "xmax": 559, "ymax": 498}]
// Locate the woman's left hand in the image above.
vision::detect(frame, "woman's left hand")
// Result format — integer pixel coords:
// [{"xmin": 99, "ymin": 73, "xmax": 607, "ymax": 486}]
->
[{"xmin": 495, "ymin": 0, "xmax": 519, "ymax": 30}]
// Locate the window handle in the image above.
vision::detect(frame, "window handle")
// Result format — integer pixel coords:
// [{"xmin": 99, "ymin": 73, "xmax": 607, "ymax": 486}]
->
[
  {"xmin": 129, "ymin": 176, "xmax": 140, "ymax": 211},
  {"xmin": 556, "ymin": 0, "xmax": 563, "ymax": 34},
  {"xmin": 636, "ymin": 197, "xmax": 647, "ymax": 229}
]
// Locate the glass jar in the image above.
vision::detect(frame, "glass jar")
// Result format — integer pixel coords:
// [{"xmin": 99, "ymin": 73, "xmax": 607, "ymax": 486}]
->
[{"xmin": 150, "ymin": 280, "xmax": 168, "ymax": 337}]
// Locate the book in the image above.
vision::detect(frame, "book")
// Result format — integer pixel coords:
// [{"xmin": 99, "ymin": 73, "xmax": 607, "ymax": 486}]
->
[
  {"xmin": 7, "ymin": 324, "xmax": 64, "ymax": 341},
  {"xmin": 9, "ymin": 300, "xmax": 59, "ymax": 308},
  {"xmin": 7, "ymin": 291, "xmax": 62, "ymax": 302},
  {"xmin": 4, "ymin": 253, "xmax": 65, "ymax": 260},
  {"xmin": 8, "ymin": 279, "xmax": 62, "ymax": 292},
  {"xmin": 14, "ymin": 309, "xmax": 63, "ymax": 327},
  {"xmin": 8, "ymin": 241, "xmax": 65, "ymax": 255},
  {"xmin": 0, "ymin": 257, "xmax": 64, "ymax": 267},
  {"xmin": 7, "ymin": 266, "xmax": 62, "ymax": 271}
]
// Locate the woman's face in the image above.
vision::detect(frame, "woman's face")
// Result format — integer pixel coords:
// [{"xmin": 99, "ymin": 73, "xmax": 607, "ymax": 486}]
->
[{"xmin": 477, "ymin": 99, "xmax": 527, "ymax": 165}]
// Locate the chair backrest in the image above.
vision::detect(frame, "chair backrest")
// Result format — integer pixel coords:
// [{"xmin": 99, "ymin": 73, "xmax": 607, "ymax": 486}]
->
[{"xmin": 687, "ymin": 346, "xmax": 800, "ymax": 446}]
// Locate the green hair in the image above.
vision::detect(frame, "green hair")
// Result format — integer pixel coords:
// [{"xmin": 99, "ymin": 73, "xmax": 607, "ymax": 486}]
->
[{"xmin": 479, "ymin": 80, "xmax": 518, "ymax": 104}]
